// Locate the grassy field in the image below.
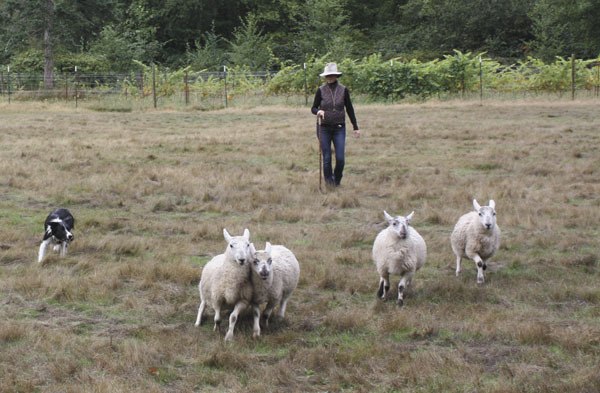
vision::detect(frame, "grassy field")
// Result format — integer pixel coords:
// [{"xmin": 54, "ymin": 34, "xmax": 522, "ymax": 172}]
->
[{"xmin": 0, "ymin": 99, "xmax": 598, "ymax": 392}]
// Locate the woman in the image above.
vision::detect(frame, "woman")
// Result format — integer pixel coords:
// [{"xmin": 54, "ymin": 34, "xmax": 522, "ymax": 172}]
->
[{"xmin": 311, "ymin": 63, "xmax": 360, "ymax": 187}]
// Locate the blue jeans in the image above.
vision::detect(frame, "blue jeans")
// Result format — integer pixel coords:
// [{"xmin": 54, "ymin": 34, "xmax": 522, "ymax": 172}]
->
[{"xmin": 318, "ymin": 124, "xmax": 346, "ymax": 186}]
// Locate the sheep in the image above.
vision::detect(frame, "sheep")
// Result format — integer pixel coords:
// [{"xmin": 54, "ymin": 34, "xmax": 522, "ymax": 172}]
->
[
  {"xmin": 248, "ymin": 242, "xmax": 300, "ymax": 338},
  {"xmin": 194, "ymin": 228, "xmax": 254, "ymax": 341},
  {"xmin": 451, "ymin": 199, "xmax": 501, "ymax": 284},
  {"xmin": 372, "ymin": 210, "xmax": 427, "ymax": 306}
]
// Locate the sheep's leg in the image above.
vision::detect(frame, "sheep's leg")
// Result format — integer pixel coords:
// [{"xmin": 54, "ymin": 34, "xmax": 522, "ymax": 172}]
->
[
  {"xmin": 213, "ymin": 306, "xmax": 222, "ymax": 332},
  {"xmin": 377, "ymin": 274, "xmax": 390, "ymax": 300},
  {"xmin": 455, "ymin": 255, "xmax": 462, "ymax": 276},
  {"xmin": 397, "ymin": 271, "xmax": 414, "ymax": 307},
  {"xmin": 471, "ymin": 254, "xmax": 485, "ymax": 284},
  {"xmin": 225, "ymin": 301, "xmax": 247, "ymax": 341},
  {"xmin": 252, "ymin": 304, "xmax": 261, "ymax": 339},
  {"xmin": 194, "ymin": 300, "xmax": 205, "ymax": 327},
  {"xmin": 277, "ymin": 294, "xmax": 291, "ymax": 319},
  {"xmin": 38, "ymin": 239, "xmax": 51, "ymax": 263},
  {"xmin": 263, "ymin": 302, "xmax": 276, "ymax": 328}
]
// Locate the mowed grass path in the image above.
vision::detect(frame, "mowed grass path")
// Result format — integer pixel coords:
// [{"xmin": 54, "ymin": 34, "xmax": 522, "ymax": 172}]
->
[{"xmin": 0, "ymin": 100, "xmax": 599, "ymax": 392}]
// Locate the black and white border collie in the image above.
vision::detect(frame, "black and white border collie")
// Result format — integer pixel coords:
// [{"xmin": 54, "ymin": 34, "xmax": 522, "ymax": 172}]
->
[{"xmin": 37, "ymin": 208, "xmax": 75, "ymax": 263}]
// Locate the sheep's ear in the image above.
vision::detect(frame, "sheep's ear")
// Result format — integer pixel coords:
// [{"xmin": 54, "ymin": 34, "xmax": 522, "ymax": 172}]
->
[
  {"xmin": 223, "ymin": 228, "xmax": 232, "ymax": 243},
  {"xmin": 265, "ymin": 242, "xmax": 272, "ymax": 254},
  {"xmin": 249, "ymin": 243, "xmax": 256, "ymax": 255},
  {"xmin": 406, "ymin": 211, "xmax": 414, "ymax": 223},
  {"xmin": 472, "ymin": 199, "xmax": 481, "ymax": 211},
  {"xmin": 383, "ymin": 210, "xmax": 394, "ymax": 223},
  {"xmin": 243, "ymin": 228, "xmax": 250, "ymax": 240},
  {"xmin": 489, "ymin": 200, "xmax": 495, "ymax": 209}
]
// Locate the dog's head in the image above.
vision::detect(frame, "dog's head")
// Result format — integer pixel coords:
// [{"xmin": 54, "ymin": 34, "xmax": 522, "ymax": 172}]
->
[{"xmin": 47, "ymin": 219, "xmax": 74, "ymax": 243}]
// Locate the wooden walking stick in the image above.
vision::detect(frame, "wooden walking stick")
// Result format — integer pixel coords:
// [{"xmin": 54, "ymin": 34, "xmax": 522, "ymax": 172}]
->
[{"xmin": 317, "ymin": 117, "xmax": 323, "ymax": 193}]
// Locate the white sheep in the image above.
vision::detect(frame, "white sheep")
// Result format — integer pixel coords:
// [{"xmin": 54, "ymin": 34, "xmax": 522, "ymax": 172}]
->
[
  {"xmin": 194, "ymin": 228, "xmax": 254, "ymax": 341},
  {"xmin": 248, "ymin": 242, "xmax": 300, "ymax": 338},
  {"xmin": 372, "ymin": 210, "xmax": 427, "ymax": 306},
  {"xmin": 451, "ymin": 199, "xmax": 501, "ymax": 284}
]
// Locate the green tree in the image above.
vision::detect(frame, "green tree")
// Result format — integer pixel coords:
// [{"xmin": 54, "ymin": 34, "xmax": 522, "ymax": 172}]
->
[
  {"xmin": 394, "ymin": 0, "xmax": 535, "ymax": 59},
  {"xmin": 239, "ymin": 0, "xmax": 303, "ymax": 62},
  {"xmin": 346, "ymin": 0, "xmax": 402, "ymax": 56},
  {"xmin": 227, "ymin": 13, "xmax": 274, "ymax": 70},
  {"xmin": 1, "ymin": 0, "xmax": 60, "ymax": 86},
  {"xmin": 88, "ymin": 25, "xmax": 148, "ymax": 72},
  {"xmin": 139, "ymin": 0, "xmax": 250, "ymax": 64},
  {"xmin": 0, "ymin": 1, "xmax": 32, "ymax": 62},
  {"xmin": 293, "ymin": 0, "xmax": 357, "ymax": 62},
  {"xmin": 54, "ymin": 0, "xmax": 122, "ymax": 51},
  {"xmin": 186, "ymin": 23, "xmax": 228, "ymax": 71},
  {"xmin": 529, "ymin": 0, "xmax": 600, "ymax": 61},
  {"xmin": 0, "ymin": 0, "xmax": 120, "ymax": 72},
  {"xmin": 43, "ymin": 0, "xmax": 54, "ymax": 88}
]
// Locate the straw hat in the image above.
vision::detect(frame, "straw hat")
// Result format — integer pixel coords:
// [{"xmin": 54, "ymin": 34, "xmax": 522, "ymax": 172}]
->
[{"xmin": 320, "ymin": 63, "xmax": 342, "ymax": 77}]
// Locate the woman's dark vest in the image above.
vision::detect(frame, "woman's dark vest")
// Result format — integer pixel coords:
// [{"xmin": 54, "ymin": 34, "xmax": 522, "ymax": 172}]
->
[{"xmin": 319, "ymin": 83, "xmax": 346, "ymax": 126}]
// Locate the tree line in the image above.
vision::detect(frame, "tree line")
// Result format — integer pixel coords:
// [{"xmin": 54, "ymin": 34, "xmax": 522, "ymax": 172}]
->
[{"xmin": 1, "ymin": 0, "xmax": 599, "ymax": 80}]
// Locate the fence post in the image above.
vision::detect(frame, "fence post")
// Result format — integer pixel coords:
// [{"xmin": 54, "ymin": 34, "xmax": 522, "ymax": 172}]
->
[
  {"xmin": 7, "ymin": 66, "xmax": 10, "ymax": 104},
  {"xmin": 571, "ymin": 54, "xmax": 575, "ymax": 101},
  {"xmin": 137, "ymin": 71, "xmax": 144, "ymax": 95},
  {"xmin": 64, "ymin": 71, "xmax": 68, "ymax": 100},
  {"xmin": 152, "ymin": 63, "xmax": 157, "ymax": 108},
  {"xmin": 390, "ymin": 60, "xmax": 394, "ymax": 104},
  {"xmin": 596, "ymin": 64, "xmax": 600, "ymax": 98},
  {"xmin": 303, "ymin": 62, "xmax": 308, "ymax": 106},
  {"xmin": 184, "ymin": 70, "xmax": 189, "ymax": 105},
  {"xmin": 223, "ymin": 65, "xmax": 228, "ymax": 108},
  {"xmin": 75, "ymin": 66, "xmax": 79, "ymax": 108},
  {"xmin": 479, "ymin": 56, "xmax": 483, "ymax": 105},
  {"xmin": 0, "ymin": 71, "xmax": 3, "ymax": 96}
]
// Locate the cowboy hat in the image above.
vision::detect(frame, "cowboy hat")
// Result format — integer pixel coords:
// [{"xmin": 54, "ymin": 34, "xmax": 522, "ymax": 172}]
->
[{"xmin": 320, "ymin": 63, "xmax": 342, "ymax": 77}]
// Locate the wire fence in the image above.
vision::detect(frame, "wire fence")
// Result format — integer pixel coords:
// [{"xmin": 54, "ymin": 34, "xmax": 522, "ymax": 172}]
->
[
  {"xmin": 1, "ymin": 61, "xmax": 599, "ymax": 109},
  {"xmin": 0, "ymin": 68, "xmax": 286, "ymax": 109}
]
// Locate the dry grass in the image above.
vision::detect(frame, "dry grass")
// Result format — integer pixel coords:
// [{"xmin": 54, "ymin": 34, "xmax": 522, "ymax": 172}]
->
[{"xmin": 0, "ymin": 99, "xmax": 599, "ymax": 392}]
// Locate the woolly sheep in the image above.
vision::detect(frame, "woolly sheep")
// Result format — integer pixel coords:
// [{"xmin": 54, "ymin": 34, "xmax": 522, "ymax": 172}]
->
[
  {"xmin": 372, "ymin": 210, "xmax": 427, "ymax": 306},
  {"xmin": 248, "ymin": 242, "xmax": 300, "ymax": 338},
  {"xmin": 451, "ymin": 199, "xmax": 501, "ymax": 284},
  {"xmin": 194, "ymin": 228, "xmax": 253, "ymax": 341}
]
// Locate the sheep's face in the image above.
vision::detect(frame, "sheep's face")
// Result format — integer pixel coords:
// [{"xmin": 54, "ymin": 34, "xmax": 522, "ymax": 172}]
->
[
  {"xmin": 252, "ymin": 252, "xmax": 273, "ymax": 280},
  {"xmin": 473, "ymin": 199, "xmax": 497, "ymax": 231},
  {"xmin": 250, "ymin": 242, "xmax": 273, "ymax": 280},
  {"xmin": 384, "ymin": 210, "xmax": 414, "ymax": 240},
  {"xmin": 223, "ymin": 228, "xmax": 251, "ymax": 266}
]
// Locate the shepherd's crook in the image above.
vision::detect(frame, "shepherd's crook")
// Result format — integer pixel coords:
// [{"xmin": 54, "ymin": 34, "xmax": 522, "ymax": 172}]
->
[{"xmin": 317, "ymin": 117, "xmax": 323, "ymax": 193}]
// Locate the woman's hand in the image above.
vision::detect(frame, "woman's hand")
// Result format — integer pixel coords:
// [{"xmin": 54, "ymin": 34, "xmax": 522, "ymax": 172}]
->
[{"xmin": 353, "ymin": 129, "xmax": 361, "ymax": 138}]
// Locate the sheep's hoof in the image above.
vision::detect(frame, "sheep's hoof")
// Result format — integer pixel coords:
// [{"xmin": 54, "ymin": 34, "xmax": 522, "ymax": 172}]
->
[{"xmin": 396, "ymin": 299, "xmax": 404, "ymax": 307}]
